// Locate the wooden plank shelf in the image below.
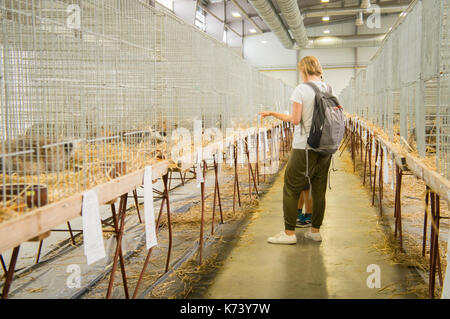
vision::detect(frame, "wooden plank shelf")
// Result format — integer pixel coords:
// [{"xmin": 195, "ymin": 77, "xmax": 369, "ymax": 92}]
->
[
  {"xmin": 346, "ymin": 114, "xmax": 449, "ymax": 204},
  {"xmin": 0, "ymin": 161, "xmax": 169, "ymax": 253}
]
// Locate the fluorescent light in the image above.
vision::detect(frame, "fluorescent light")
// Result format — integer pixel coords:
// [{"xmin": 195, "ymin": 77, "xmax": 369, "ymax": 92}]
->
[
  {"xmin": 261, "ymin": 40, "xmax": 268, "ymax": 44},
  {"xmin": 321, "ymin": 0, "xmax": 330, "ymax": 3},
  {"xmin": 322, "ymin": 16, "xmax": 330, "ymax": 21},
  {"xmin": 399, "ymin": 11, "xmax": 407, "ymax": 17},
  {"xmin": 232, "ymin": 12, "xmax": 241, "ymax": 18},
  {"xmin": 323, "ymin": 29, "xmax": 330, "ymax": 34},
  {"xmin": 249, "ymin": 28, "xmax": 257, "ymax": 33}
]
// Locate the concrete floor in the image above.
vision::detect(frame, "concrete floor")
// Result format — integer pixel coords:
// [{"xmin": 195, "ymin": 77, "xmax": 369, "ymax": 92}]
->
[{"xmin": 202, "ymin": 153, "xmax": 419, "ymax": 299}]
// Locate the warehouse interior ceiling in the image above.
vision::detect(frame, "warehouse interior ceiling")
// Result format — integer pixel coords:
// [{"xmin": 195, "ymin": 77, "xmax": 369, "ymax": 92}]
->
[{"xmin": 170, "ymin": 0, "xmax": 414, "ymax": 46}]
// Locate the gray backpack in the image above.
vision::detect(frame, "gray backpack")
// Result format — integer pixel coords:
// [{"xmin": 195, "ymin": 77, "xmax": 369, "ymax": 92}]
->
[{"xmin": 303, "ymin": 82, "xmax": 345, "ymax": 155}]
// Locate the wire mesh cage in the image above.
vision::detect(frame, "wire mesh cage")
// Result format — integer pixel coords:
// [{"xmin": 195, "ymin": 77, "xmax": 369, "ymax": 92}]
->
[
  {"xmin": 0, "ymin": 0, "xmax": 292, "ymax": 221},
  {"xmin": 339, "ymin": 0, "xmax": 450, "ymax": 178}
]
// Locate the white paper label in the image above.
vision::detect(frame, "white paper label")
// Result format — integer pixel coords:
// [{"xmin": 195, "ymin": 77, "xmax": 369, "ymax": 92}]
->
[
  {"xmin": 82, "ymin": 190, "xmax": 106, "ymax": 265},
  {"xmin": 383, "ymin": 147, "xmax": 389, "ymax": 184},
  {"xmin": 264, "ymin": 130, "xmax": 269, "ymax": 152},
  {"xmin": 391, "ymin": 156, "xmax": 395, "ymax": 191},
  {"xmin": 144, "ymin": 166, "xmax": 158, "ymax": 250},
  {"xmin": 372, "ymin": 139, "xmax": 376, "ymax": 157},
  {"xmin": 228, "ymin": 145, "xmax": 234, "ymax": 168}
]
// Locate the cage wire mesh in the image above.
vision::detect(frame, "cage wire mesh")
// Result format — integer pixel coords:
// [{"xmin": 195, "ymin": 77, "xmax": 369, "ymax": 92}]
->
[
  {"xmin": 339, "ymin": 0, "xmax": 450, "ymax": 178},
  {"xmin": 0, "ymin": 0, "xmax": 292, "ymax": 220}
]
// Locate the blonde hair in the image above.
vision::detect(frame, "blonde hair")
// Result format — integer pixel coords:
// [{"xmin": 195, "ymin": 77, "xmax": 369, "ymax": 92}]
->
[{"xmin": 298, "ymin": 56, "xmax": 323, "ymax": 77}]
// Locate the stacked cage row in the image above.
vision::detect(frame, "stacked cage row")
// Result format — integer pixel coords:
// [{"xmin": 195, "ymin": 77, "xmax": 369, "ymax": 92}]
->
[
  {"xmin": 339, "ymin": 0, "xmax": 449, "ymax": 178},
  {"xmin": 0, "ymin": 0, "xmax": 293, "ymax": 219}
]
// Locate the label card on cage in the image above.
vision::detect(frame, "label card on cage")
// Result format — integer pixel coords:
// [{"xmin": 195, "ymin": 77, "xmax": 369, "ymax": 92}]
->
[
  {"xmin": 228, "ymin": 144, "xmax": 234, "ymax": 168},
  {"xmin": 82, "ymin": 190, "xmax": 106, "ymax": 265},
  {"xmin": 144, "ymin": 166, "xmax": 158, "ymax": 250},
  {"xmin": 264, "ymin": 129, "xmax": 269, "ymax": 152},
  {"xmin": 383, "ymin": 146, "xmax": 389, "ymax": 184}
]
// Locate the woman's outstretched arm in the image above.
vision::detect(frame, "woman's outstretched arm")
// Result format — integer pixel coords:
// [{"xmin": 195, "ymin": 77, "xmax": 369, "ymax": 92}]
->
[{"xmin": 259, "ymin": 102, "xmax": 302, "ymax": 125}]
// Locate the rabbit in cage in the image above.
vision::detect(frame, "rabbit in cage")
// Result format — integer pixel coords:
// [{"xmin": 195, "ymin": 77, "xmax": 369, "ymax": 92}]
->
[{"xmin": 1, "ymin": 136, "xmax": 76, "ymax": 175}]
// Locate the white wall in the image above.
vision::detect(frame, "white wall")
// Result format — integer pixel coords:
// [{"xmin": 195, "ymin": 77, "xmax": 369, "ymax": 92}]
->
[
  {"xmin": 242, "ymin": 14, "xmax": 399, "ymax": 91},
  {"xmin": 243, "ymin": 33, "xmax": 297, "ymax": 87},
  {"xmin": 243, "ymin": 33, "xmax": 297, "ymax": 68}
]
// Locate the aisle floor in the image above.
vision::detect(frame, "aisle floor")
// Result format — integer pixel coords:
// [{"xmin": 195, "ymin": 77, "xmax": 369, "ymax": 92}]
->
[{"xmin": 202, "ymin": 153, "xmax": 418, "ymax": 299}]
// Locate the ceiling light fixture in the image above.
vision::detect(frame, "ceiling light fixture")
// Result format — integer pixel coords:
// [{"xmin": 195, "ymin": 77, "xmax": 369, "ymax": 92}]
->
[
  {"xmin": 321, "ymin": 0, "xmax": 330, "ymax": 3},
  {"xmin": 323, "ymin": 29, "xmax": 330, "ymax": 34},
  {"xmin": 232, "ymin": 12, "xmax": 241, "ymax": 18},
  {"xmin": 322, "ymin": 16, "xmax": 330, "ymax": 22},
  {"xmin": 249, "ymin": 28, "xmax": 257, "ymax": 33}
]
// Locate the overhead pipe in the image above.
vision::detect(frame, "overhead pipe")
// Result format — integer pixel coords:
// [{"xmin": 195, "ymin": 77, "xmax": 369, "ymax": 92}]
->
[
  {"xmin": 248, "ymin": 0, "xmax": 294, "ymax": 49},
  {"xmin": 302, "ymin": 5, "xmax": 408, "ymax": 18},
  {"xmin": 306, "ymin": 34, "xmax": 385, "ymax": 49},
  {"xmin": 277, "ymin": 0, "xmax": 309, "ymax": 48}
]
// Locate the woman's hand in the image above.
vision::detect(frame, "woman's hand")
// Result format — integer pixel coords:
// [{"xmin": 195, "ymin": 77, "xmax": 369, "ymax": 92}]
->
[{"xmin": 259, "ymin": 111, "xmax": 272, "ymax": 119}]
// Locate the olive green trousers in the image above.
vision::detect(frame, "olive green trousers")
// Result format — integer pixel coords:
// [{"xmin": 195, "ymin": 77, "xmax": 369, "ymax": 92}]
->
[{"xmin": 283, "ymin": 149, "xmax": 332, "ymax": 230}]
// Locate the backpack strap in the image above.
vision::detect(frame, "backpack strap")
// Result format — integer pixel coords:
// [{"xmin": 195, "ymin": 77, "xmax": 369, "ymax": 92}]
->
[
  {"xmin": 304, "ymin": 82, "xmax": 321, "ymax": 94},
  {"xmin": 305, "ymin": 81, "xmax": 333, "ymax": 95},
  {"xmin": 300, "ymin": 82, "xmax": 320, "ymax": 135}
]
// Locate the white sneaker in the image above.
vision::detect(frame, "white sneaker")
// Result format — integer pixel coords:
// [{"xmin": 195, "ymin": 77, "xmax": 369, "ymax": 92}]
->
[
  {"xmin": 267, "ymin": 231, "xmax": 297, "ymax": 245},
  {"xmin": 304, "ymin": 230, "xmax": 322, "ymax": 242}
]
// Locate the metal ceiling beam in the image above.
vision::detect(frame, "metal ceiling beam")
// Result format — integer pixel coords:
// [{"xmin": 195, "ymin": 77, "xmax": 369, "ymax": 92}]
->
[
  {"xmin": 304, "ymin": 11, "xmax": 401, "ymax": 27},
  {"xmin": 229, "ymin": 0, "xmax": 264, "ymax": 34},
  {"xmin": 302, "ymin": 4, "xmax": 408, "ymax": 18},
  {"xmin": 306, "ymin": 34, "xmax": 385, "ymax": 48},
  {"xmin": 198, "ymin": 3, "xmax": 242, "ymax": 37}
]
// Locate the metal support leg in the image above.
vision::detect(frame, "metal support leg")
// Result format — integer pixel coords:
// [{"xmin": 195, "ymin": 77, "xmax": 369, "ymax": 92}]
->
[
  {"xmin": 378, "ymin": 146, "xmax": 384, "ymax": 216},
  {"xmin": 372, "ymin": 141, "xmax": 379, "ymax": 206},
  {"xmin": 211, "ymin": 157, "xmax": 224, "ymax": 235},
  {"xmin": 106, "ymin": 193, "xmax": 129, "ymax": 299},
  {"xmin": 422, "ymin": 187, "xmax": 430, "ymax": 256},
  {"xmin": 199, "ymin": 161, "xmax": 207, "ymax": 265},
  {"xmin": 0, "ymin": 255, "xmax": 7, "ymax": 275},
  {"xmin": 429, "ymin": 192, "xmax": 437, "ymax": 299},
  {"xmin": 162, "ymin": 173, "xmax": 172, "ymax": 273},
  {"xmin": 363, "ymin": 132, "xmax": 368, "ymax": 185},
  {"xmin": 67, "ymin": 222, "xmax": 76, "ymax": 245},
  {"xmin": 256, "ymin": 132, "xmax": 260, "ymax": 185},
  {"xmin": 233, "ymin": 144, "xmax": 241, "ymax": 213},
  {"xmin": 133, "ymin": 189, "xmax": 142, "ymax": 224},
  {"xmin": 368, "ymin": 134, "xmax": 373, "ymax": 190},
  {"xmin": 394, "ymin": 165, "xmax": 403, "ymax": 249},
  {"xmin": 1, "ymin": 246, "xmax": 20, "ymax": 299},
  {"xmin": 246, "ymin": 149, "xmax": 259, "ymax": 197},
  {"xmin": 35, "ymin": 240, "xmax": 44, "ymax": 264},
  {"xmin": 351, "ymin": 129, "xmax": 356, "ymax": 173},
  {"xmin": 132, "ymin": 181, "xmax": 170, "ymax": 299}
]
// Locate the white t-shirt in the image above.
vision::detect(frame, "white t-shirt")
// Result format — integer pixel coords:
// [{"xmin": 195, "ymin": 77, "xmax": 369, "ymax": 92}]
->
[{"xmin": 290, "ymin": 81, "xmax": 333, "ymax": 149}]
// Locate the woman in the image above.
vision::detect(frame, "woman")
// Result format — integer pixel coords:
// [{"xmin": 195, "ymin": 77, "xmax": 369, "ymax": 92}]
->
[
  {"xmin": 297, "ymin": 189, "xmax": 312, "ymax": 227},
  {"xmin": 260, "ymin": 56, "xmax": 333, "ymax": 244}
]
